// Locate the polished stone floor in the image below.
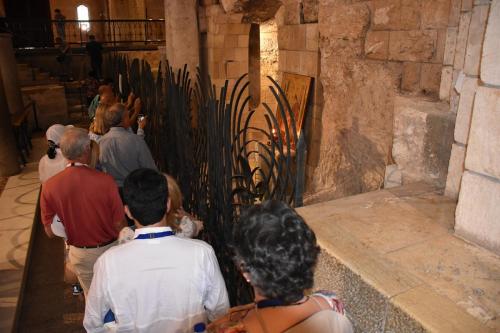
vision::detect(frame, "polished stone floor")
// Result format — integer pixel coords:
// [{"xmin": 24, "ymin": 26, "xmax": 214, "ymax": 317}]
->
[
  {"xmin": 301, "ymin": 183, "xmax": 499, "ymax": 332},
  {"xmin": 0, "ymin": 134, "xmax": 86, "ymax": 332}
]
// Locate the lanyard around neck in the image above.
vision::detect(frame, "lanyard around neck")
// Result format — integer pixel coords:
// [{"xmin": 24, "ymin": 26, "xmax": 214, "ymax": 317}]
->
[{"xmin": 134, "ymin": 230, "xmax": 175, "ymax": 240}]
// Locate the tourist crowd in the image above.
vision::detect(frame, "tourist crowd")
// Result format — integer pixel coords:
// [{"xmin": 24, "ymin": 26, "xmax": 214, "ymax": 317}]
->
[{"xmin": 38, "ymin": 86, "xmax": 354, "ymax": 332}]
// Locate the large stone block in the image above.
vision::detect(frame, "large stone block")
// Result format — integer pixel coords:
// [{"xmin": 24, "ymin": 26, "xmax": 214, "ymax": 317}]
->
[
  {"xmin": 21, "ymin": 84, "xmax": 68, "ymax": 129},
  {"xmin": 400, "ymin": 0, "xmax": 421, "ymax": 30},
  {"xmin": 448, "ymin": 0, "xmax": 462, "ymax": 26},
  {"xmin": 444, "ymin": 143, "xmax": 466, "ymax": 200},
  {"xmin": 384, "ymin": 164, "xmax": 402, "ymax": 188},
  {"xmin": 454, "ymin": 77, "xmax": 479, "ymax": 145},
  {"xmin": 288, "ymin": 24, "xmax": 307, "ymax": 50},
  {"xmin": 388, "ymin": 30, "xmax": 437, "ymax": 62},
  {"xmin": 299, "ymin": 51, "xmax": 318, "ymax": 77},
  {"xmin": 365, "ymin": 31, "xmax": 389, "ymax": 60},
  {"xmin": 318, "ymin": 2, "xmax": 370, "ymax": 40},
  {"xmin": 421, "ymin": 0, "xmax": 452, "ymax": 29},
  {"xmin": 302, "ymin": 0, "xmax": 319, "ymax": 23},
  {"xmin": 401, "ymin": 62, "xmax": 421, "ymax": 92},
  {"xmin": 392, "ymin": 96, "xmax": 454, "ymax": 187},
  {"xmin": 454, "ymin": 12, "xmax": 472, "ymax": 70},
  {"xmin": 439, "ymin": 66, "xmax": 453, "ymax": 101},
  {"xmin": 420, "ymin": 63, "xmax": 442, "ymax": 96},
  {"xmin": 370, "ymin": 0, "xmax": 401, "ymax": 30},
  {"xmin": 461, "ymin": 0, "xmax": 473, "ymax": 11},
  {"xmin": 444, "ymin": 27, "xmax": 458, "ymax": 65},
  {"xmin": 463, "ymin": 5, "xmax": 489, "ymax": 76},
  {"xmin": 465, "ymin": 86, "xmax": 500, "ymax": 179},
  {"xmin": 219, "ymin": 0, "xmax": 281, "ymax": 22},
  {"xmin": 455, "ymin": 172, "xmax": 500, "ymax": 255},
  {"xmin": 306, "ymin": 24, "xmax": 319, "ymax": 51},
  {"xmin": 481, "ymin": 0, "xmax": 500, "ymax": 86},
  {"xmin": 431, "ymin": 29, "xmax": 447, "ymax": 64}
]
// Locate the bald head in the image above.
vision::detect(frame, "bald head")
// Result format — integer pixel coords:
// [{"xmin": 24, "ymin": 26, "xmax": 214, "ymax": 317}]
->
[
  {"xmin": 104, "ymin": 103, "xmax": 128, "ymax": 128},
  {"xmin": 60, "ymin": 127, "xmax": 91, "ymax": 162}
]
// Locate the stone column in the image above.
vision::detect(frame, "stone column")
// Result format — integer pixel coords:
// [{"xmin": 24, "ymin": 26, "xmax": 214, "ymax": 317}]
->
[
  {"xmin": 0, "ymin": 34, "xmax": 24, "ymax": 115},
  {"xmin": 0, "ymin": 0, "xmax": 5, "ymax": 17},
  {"xmin": 164, "ymin": 0, "xmax": 200, "ymax": 73},
  {"xmin": 0, "ymin": 66, "xmax": 21, "ymax": 176}
]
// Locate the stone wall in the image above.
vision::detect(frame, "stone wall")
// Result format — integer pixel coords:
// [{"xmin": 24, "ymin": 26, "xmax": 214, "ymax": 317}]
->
[
  {"xmin": 196, "ymin": 0, "xmax": 451, "ymax": 201},
  {"xmin": 201, "ymin": 5, "xmax": 251, "ymax": 97},
  {"xmin": 307, "ymin": 0, "xmax": 450, "ymax": 200},
  {"xmin": 442, "ymin": 0, "xmax": 500, "ymax": 255},
  {"xmin": 275, "ymin": 4, "xmax": 322, "ymax": 195},
  {"xmin": 259, "ymin": 20, "xmax": 279, "ymax": 120}
]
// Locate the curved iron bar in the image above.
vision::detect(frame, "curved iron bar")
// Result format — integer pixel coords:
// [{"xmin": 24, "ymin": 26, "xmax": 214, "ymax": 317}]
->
[{"xmin": 103, "ymin": 54, "xmax": 304, "ymax": 304}]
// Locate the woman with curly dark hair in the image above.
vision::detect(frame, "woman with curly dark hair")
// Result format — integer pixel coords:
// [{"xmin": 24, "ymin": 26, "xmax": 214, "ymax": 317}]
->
[{"xmin": 208, "ymin": 200, "xmax": 353, "ymax": 333}]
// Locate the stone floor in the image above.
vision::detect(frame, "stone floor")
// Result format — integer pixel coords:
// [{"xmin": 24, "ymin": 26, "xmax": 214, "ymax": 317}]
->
[
  {"xmin": 300, "ymin": 183, "xmax": 499, "ymax": 333},
  {"xmin": 0, "ymin": 134, "xmax": 86, "ymax": 332}
]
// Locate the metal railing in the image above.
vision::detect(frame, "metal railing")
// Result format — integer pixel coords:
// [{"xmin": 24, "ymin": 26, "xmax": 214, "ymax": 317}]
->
[{"xmin": 0, "ymin": 19, "xmax": 165, "ymax": 48}]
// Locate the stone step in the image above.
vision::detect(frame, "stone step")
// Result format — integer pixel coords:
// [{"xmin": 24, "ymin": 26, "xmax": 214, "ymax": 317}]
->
[
  {"xmin": 300, "ymin": 183, "xmax": 498, "ymax": 333},
  {"xmin": 20, "ymin": 78, "xmax": 59, "ymax": 87},
  {"xmin": 392, "ymin": 95, "xmax": 455, "ymax": 188}
]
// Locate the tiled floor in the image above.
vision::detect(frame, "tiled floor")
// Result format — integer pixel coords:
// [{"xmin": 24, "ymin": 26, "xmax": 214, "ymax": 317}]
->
[{"xmin": 300, "ymin": 183, "xmax": 500, "ymax": 332}]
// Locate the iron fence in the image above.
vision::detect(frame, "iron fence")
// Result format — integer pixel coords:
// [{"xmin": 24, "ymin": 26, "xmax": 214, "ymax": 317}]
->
[
  {"xmin": 103, "ymin": 55, "xmax": 306, "ymax": 305},
  {"xmin": 0, "ymin": 19, "xmax": 165, "ymax": 48}
]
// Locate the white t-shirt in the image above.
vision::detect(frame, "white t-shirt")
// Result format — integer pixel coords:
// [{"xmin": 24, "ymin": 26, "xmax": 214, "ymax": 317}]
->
[
  {"xmin": 84, "ymin": 226, "xmax": 229, "ymax": 333},
  {"xmin": 38, "ymin": 149, "xmax": 67, "ymax": 183}
]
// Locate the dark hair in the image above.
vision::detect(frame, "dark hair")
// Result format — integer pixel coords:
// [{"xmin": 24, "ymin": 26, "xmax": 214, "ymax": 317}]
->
[
  {"xmin": 102, "ymin": 77, "xmax": 113, "ymax": 85},
  {"xmin": 123, "ymin": 168, "xmax": 168, "ymax": 226},
  {"xmin": 55, "ymin": 9, "xmax": 60, "ymax": 13},
  {"xmin": 233, "ymin": 200, "xmax": 320, "ymax": 304},
  {"xmin": 47, "ymin": 140, "xmax": 58, "ymax": 159},
  {"xmin": 89, "ymin": 34, "xmax": 95, "ymax": 40}
]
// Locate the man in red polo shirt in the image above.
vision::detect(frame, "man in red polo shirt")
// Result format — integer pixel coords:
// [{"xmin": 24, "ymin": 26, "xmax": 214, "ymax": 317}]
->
[{"xmin": 41, "ymin": 127, "xmax": 125, "ymax": 295}]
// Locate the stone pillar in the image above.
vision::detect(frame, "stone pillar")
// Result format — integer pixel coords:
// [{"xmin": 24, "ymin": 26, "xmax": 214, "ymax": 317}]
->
[
  {"xmin": 0, "ymin": 34, "xmax": 24, "ymax": 115},
  {"xmin": 0, "ymin": 0, "xmax": 5, "ymax": 17},
  {"xmin": 164, "ymin": 0, "xmax": 200, "ymax": 73},
  {"xmin": 0, "ymin": 66, "xmax": 21, "ymax": 176}
]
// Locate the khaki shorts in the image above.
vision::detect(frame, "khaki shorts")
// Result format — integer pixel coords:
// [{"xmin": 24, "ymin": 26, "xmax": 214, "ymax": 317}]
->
[{"xmin": 68, "ymin": 241, "xmax": 117, "ymax": 296}]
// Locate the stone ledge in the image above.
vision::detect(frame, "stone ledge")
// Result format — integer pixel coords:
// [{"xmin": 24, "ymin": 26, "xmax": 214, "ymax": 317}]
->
[
  {"xmin": 299, "ymin": 183, "xmax": 498, "ymax": 332},
  {"xmin": 0, "ymin": 163, "xmax": 40, "ymax": 333}
]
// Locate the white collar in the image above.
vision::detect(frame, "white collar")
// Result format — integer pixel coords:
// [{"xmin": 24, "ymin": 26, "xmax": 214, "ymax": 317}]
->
[
  {"xmin": 134, "ymin": 226, "xmax": 173, "ymax": 238},
  {"xmin": 65, "ymin": 162, "xmax": 89, "ymax": 168}
]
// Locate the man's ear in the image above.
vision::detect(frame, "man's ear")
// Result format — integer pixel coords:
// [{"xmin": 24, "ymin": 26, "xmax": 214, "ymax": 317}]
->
[
  {"xmin": 124, "ymin": 205, "xmax": 134, "ymax": 220},
  {"xmin": 166, "ymin": 198, "xmax": 171, "ymax": 214}
]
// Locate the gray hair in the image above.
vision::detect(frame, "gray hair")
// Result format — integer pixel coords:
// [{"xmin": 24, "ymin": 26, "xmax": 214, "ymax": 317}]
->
[
  {"xmin": 60, "ymin": 127, "xmax": 90, "ymax": 160},
  {"xmin": 104, "ymin": 103, "xmax": 126, "ymax": 128}
]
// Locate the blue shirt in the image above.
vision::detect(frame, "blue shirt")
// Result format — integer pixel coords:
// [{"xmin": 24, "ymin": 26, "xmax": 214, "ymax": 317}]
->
[{"xmin": 99, "ymin": 127, "xmax": 157, "ymax": 187}]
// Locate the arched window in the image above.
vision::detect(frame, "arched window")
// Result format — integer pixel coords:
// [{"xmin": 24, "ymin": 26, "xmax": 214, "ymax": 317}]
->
[{"xmin": 77, "ymin": 5, "xmax": 90, "ymax": 31}]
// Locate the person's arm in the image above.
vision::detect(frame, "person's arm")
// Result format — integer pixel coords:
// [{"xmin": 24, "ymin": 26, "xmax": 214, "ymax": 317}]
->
[
  {"xmin": 83, "ymin": 257, "xmax": 109, "ymax": 333},
  {"xmin": 40, "ymin": 187, "xmax": 56, "ymax": 238},
  {"xmin": 109, "ymin": 180, "xmax": 126, "ymax": 234},
  {"xmin": 203, "ymin": 247, "xmax": 230, "ymax": 321},
  {"xmin": 128, "ymin": 98, "xmax": 141, "ymax": 125},
  {"xmin": 136, "ymin": 116, "xmax": 146, "ymax": 137},
  {"xmin": 176, "ymin": 210, "xmax": 204, "ymax": 238}
]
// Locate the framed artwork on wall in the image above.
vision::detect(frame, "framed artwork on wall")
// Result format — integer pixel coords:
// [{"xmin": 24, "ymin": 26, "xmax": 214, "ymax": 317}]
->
[{"xmin": 276, "ymin": 72, "xmax": 312, "ymax": 148}]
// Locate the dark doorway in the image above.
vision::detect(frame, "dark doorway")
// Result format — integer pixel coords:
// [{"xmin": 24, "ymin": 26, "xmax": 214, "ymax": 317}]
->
[{"xmin": 4, "ymin": 0, "xmax": 53, "ymax": 48}]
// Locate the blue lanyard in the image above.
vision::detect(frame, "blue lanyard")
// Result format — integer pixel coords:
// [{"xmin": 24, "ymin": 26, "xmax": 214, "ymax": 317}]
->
[
  {"xmin": 256, "ymin": 299, "xmax": 284, "ymax": 308},
  {"xmin": 134, "ymin": 231, "xmax": 174, "ymax": 240}
]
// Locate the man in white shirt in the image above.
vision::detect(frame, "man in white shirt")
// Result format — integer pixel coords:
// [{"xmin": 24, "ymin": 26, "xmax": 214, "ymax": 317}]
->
[{"xmin": 84, "ymin": 168, "xmax": 229, "ymax": 333}]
